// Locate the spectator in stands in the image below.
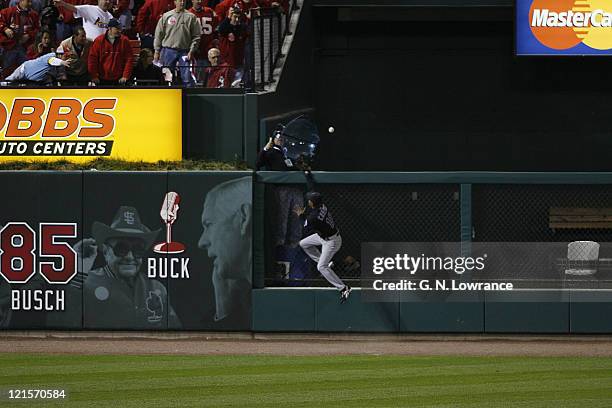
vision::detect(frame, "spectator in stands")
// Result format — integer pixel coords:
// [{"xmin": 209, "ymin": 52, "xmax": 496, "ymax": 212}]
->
[
  {"xmin": 136, "ymin": 0, "xmax": 173, "ymax": 49},
  {"xmin": 3, "ymin": 51, "xmax": 71, "ymax": 84},
  {"xmin": 202, "ymin": 47, "xmax": 234, "ymax": 88},
  {"xmin": 153, "ymin": 0, "xmax": 200, "ymax": 86},
  {"xmin": 111, "ymin": 0, "xmax": 131, "ymax": 31},
  {"xmin": 54, "ymin": 0, "xmax": 113, "ymax": 40},
  {"xmin": 56, "ymin": 26, "xmax": 91, "ymax": 84},
  {"xmin": 205, "ymin": 0, "xmax": 221, "ymax": 9},
  {"xmin": 8, "ymin": 0, "xmax": 42, "ymax": 13},
  {"xmin": 217, "ymin": 4, "xmax": 247, "ymax": 76},
  {"xmin": 0, "ymin": 0, "xmax": 40, "ymax": 78},
  {"xmin": 131, "ymin": 0, "xmax": 143, "ymax": 15},
  {"xmin": 54, "ymin": 0, "xmax": 94, "ymax": 42},
  {"xmin": 88, "ymin": 18, "xmax": 133, "ymax": 85},
  {"xmin": 38, "ymin": 2, "xmax": 61, "ymax": 41},
  {"xmin": 188, "ymin": 0, "xmax": 217, "ymax": 73},
  {"xmin": 133, "ymin": 48, "xmax": 164, "ymax": 84},
  {"xmin": 258, "ymin": 0, "xmax": 288, "ymax": 14},
  {"xmin": 214, "ymin": 0, "xmax": 257, "ymax": 19},
  {"xmin": 27, "ymin": 29, "xmax": 53, "ymax": 59},
  {"xmin": 256, "ymin": 129, "xmax": 296, "ymax": 171}
]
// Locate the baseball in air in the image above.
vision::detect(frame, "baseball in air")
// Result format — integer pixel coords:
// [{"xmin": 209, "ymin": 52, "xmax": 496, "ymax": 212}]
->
[{"xmin": 328, "ymin": 126, "xmax": 335, "ymax": 133}]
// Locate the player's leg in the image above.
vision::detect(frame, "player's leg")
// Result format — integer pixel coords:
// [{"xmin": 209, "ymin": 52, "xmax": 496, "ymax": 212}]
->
[
  {"xmin": 299, "ymin": 233, "xmax": 322, "ymax": 263},
  {"xmin": 317, "ymin": 235, "xmax": 345, "ymax": 290}
]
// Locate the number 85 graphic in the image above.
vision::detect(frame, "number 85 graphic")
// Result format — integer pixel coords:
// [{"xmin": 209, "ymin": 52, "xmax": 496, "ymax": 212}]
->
[{"xmin": 0, "ymin": 222, "xmax": 77, "ymax": 285}]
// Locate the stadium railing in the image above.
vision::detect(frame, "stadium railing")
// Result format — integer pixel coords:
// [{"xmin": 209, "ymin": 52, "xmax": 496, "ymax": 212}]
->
[
  {"xmin": 251, "ymin": 0, "xmax": 298, "ymax": 90},
  {"xmin": 0, "ymin": 64, "xmax": 244, "ymax": 88}
]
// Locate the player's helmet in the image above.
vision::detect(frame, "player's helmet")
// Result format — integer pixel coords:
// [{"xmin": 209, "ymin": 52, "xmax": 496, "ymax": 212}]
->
[{"xmin": 306, "ymin": 191, "xmax": 322, "ymax": 206}]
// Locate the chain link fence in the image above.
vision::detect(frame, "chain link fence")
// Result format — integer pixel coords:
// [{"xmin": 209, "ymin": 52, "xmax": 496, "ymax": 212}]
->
[
  {"xmin": 471, "ymin": 184, "xmax": 612, "ymax": 288},
  {"xmin": 262, "ymin": 181, "xmax": 612, "ymax": 289},
  {"xmin": 264, "ymin": 183, "xmax": 460, "ymax": 287},
  {"xmin": 472, "ymin": 184, "xmax": 612, "ymax": 242}
]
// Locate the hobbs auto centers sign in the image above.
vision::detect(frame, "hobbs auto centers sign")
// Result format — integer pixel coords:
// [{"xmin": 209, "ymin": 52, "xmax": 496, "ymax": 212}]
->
[{"xmin": 0, "ymin": 89, "xmax": 182, "ymax": 162}]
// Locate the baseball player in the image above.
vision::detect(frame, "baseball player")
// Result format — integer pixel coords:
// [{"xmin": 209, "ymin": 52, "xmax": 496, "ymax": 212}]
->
[{"xmin": 295, "ymin": 191, "xmax": 351, "ymax": 303}]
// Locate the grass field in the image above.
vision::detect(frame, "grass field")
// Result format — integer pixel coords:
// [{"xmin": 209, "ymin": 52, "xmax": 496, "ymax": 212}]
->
[{"xmin": 1, "ymin": 353, "xmax": 611, "ymax": 407}]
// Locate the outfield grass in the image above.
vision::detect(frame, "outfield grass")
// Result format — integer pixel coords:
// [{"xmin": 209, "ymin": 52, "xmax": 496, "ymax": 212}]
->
[{"xmin": 0, "ymin": 354, "xmax": 611, "ymax": 407}]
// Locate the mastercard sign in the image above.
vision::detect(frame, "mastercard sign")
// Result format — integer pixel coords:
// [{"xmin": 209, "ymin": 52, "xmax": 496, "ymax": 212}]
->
[{"xmin": 516, "ymin": 0, "xmax": 612, "ymax": 55}]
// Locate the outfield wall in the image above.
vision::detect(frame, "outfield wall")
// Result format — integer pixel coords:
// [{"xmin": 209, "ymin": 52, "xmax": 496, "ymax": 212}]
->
[
  {"xmin": 254, "ymin": 172, "xmax": 612, "ymax": 334},
  {"xmin": 0, "ymin": 88, "xmax": 264, "ymax": 168},
  {"xmin": 183, "ymin": 91, "xmax": 259, "ymax": 167},
  {"xmin": 1, "ymin": 171, "xmax": 612, "ymax": 333},
  {"xmin": 0, "ymin": 171, "xmax": 252, "ymax": 331}
]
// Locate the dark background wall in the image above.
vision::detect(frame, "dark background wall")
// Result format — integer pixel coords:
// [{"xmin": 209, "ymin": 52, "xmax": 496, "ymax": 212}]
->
[
  {"xmin": 311, "ymin": 6, "xmax": 612, "ymax": 171},
  {"xmin": 258, "ymin": 0, "xmax": 316, "ymax": 120},
  {"xmin": 257, "ymin": 0, "xmax": 318, "ymax": 157}
]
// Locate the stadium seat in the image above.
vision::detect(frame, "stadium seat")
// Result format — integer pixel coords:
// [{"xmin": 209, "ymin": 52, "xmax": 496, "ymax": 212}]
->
[{"xmin": 565, "ymin": 241, "xmax": 600, "ymax": 276}]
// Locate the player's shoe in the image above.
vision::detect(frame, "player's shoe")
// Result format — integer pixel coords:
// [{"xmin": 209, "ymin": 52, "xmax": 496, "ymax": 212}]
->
[{"xmin": 340, "ymin": 285, "xmax": 352, "ymax": 304}]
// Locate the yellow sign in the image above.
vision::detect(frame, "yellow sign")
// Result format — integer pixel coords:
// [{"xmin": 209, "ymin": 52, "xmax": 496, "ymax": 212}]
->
[{"xmin": 0, "ymin": 89, "xmax": 182, "ymax": 162}]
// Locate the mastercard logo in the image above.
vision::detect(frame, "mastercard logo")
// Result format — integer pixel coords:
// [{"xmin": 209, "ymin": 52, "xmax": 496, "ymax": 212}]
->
[{"xmin": 529, "ymin": 0, "xmax": 612, "ymax": 50}]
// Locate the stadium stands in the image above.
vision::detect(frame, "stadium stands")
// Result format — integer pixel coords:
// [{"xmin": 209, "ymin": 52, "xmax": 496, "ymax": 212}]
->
[{"xmin": 0, "ymin": 0, "xmax": 296, "ymax": 88}]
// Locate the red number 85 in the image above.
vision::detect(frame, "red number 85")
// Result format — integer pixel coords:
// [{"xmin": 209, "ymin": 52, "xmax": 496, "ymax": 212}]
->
[{"xmin": 0, "ymin": 222, "xmax": 77, "ymax": 284}]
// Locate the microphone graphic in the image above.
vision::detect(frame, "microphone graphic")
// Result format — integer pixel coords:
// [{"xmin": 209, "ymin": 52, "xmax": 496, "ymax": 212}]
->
[{"xmin": 153, "ymin": 192, "xmax": 186, "ymax": 254}]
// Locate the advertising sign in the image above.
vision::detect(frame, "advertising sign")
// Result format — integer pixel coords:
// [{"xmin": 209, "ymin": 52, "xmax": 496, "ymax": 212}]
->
[
  {"xmin": 0, "ymin": 89, "xmax": 182, "ymax": 162},
  {"xmin": 0, "ymin": 172, "xmax": 252, "ymax": 331},
  {"xmin": 516, "ymin": 0, "xmax": 612, "ymax": 55}
]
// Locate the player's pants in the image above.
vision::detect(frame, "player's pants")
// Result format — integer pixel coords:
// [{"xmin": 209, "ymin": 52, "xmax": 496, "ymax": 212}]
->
[{"xmin": 299, "ymin": 233, "xmax": 345, "ymax": 290}]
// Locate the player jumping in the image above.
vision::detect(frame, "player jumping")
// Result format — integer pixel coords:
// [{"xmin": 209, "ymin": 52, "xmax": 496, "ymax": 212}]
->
[{"xmin": 294, "ymin": 191, "xmax": 351, "ymax": 303}]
